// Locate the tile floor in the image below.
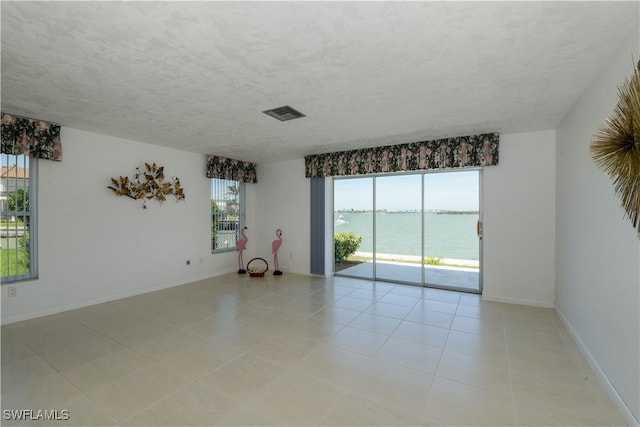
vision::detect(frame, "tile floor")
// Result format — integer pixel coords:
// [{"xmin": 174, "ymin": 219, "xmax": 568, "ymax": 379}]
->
[{"xmin": 1, "ymin": 273, "xmax": 627, "ymax": 426}]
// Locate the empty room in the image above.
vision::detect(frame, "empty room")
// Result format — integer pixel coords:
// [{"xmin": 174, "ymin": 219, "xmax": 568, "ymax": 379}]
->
[{"xmin": 1, "ymin": 2, "xmax": 639, "ymax": 426}]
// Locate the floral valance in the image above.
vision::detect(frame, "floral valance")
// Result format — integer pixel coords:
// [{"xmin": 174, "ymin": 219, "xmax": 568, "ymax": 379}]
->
[
  {"xmin": 1, "ymin": 112, "xmax": 62, "ymax": 161},
  {"xmin": 305, "ymin": 132, "xmax": 499, "ymax": 178},
  {"xmin": 206, "ymin": 155, "xmax": 257, "ymax": 183}
]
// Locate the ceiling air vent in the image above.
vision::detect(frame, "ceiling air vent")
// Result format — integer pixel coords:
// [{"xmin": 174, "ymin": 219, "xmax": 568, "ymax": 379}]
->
[{"xmin": 262, "ymin": 105, "xmax": 306, "ymax": 122}]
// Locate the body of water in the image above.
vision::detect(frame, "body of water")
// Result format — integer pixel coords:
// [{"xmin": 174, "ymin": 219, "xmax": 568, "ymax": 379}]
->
[{"xmin": 334, "ymin": 212, "xmax": 479, "ymax": 260}]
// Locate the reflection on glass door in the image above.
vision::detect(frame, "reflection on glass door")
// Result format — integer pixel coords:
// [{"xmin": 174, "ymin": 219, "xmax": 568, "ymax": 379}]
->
[
  {"xmin": 334, "ymin": 177, "xmax": 373, "ymax": 279},
  {"xmin": 375, "ymin": 175, "xmax": 422, "ymax": 285},
  {"xmin": 424, "ymin": 170, "xmax": 481, "ymax": 292}
]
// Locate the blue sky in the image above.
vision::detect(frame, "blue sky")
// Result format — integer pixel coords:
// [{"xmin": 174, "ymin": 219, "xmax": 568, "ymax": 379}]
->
[
  {"xmin": 334, "ymin": 170, "xmax": 479, "ymax": 211},
  {"xmin": 1, "ymin": 154, "xmax": 29, "ymax": 168}
]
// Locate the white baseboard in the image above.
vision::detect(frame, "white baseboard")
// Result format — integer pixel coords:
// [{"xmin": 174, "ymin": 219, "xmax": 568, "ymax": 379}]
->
[
  {"xmin": 555, "ymin": 306, "xmax": 639, "ymax": 427},
  {"xmin": 1, "ymin": 270, "xmax": 235, "ymax": 325},
  {"xmin": 482, "ymin": 294, "xmax": 555, "ymax": 308}
]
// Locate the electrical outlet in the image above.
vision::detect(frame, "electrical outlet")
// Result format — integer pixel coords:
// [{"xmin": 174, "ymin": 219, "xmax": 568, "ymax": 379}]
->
[
  {"xmin": 8, "ymin": 285, "xmax": 16, "ymax": 298},
  {"xmin": 199, "ymin": 257, "xmax": 203, "ymax": 264}
]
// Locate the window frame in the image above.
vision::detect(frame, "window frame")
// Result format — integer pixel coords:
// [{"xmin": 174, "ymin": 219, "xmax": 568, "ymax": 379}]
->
[
  {"xmin": 211, "ymin": 178, "xmax": 245, "ymax": 254},
  {"xmin": 1, "ymin": 154, "xmax": 38, "ymax": 284}
]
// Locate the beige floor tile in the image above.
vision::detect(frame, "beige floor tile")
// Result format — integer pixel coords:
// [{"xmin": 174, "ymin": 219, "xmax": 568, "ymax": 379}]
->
[
  {"xmin": 1, "ymin": 355, "xmax": 57, "ymax": 391},
  {"xmin": 218, "ymin": 406, "xmax": 280, "ymax": 426},
  {"xmin": 455, "ymin": 301, "xmax": 503, "ymax": 320},
  {"xmin": 128, "ymin": 328, "xmax": 202, "ymax": 360},
  {"xmin": 52, "ymin": 395, "xmax": 118, "ymax": 426},
  {"xmin": 1, "ymin": 329, "xmax": 37, "ymax": 367},
  {"xmin": 392, "ymin": 321, "xmax": 449, "ymax": 347},
  {"xmin": 15, "ymin": 333, "xmax": 124, "ymax": 372},
  {"xmin": 445, "ymin": 329, "xmax": 507, "ymax": 357},
  {"xmin": 122, "ymin": 387, "xmax": 221, "ymax": 426},
  {"xmin": 247, "ymin": 332, "xmax": 320, "ymax": 365},
  {"xmin": 276, "ymin": 298, "xmax": 326, "ymax": 317},
  {"xmin": 321, "ymin": 390, "xmax": 425, "ymax": 426},
  {"xmin": 459, "ymin": 292, "xmax": 482, "ymax": 306},
  {"xmin": 365, "ymin": 301, "xmax": 413, "ymax": 319},
  {"xmin": 205, "ymin": 354, "xmax": 288, "ymax": 400},
  {"xmin": 158, "ymin": 340, "xmax": 243, "ymax": 380},
  {"xmin": 424, "ymin": 288, "xmax": 462, "ymax": 303},
  {"xmin": 416, "ymin": 298, "xmax": 458, "ymax": 314},
  {"xmin": 333, "ymin": 295, "xmax": 374, "ymax": 311},
  {"xmin": 284, "ymin": 316, "xmax": 344, "ymax": 342},
  {"xmin": 388, "ymin": 284, "xmax": 427, "ymax": 298},
  {"xmin": 511, "ymin": 370, "xmax": 593, "ymax": 403},
  {"xmin": 248, "ymin": 370, "xmax": 341, "ymax": 425},
  {"xmin": 347, "ymin": 311, "xmax": 402, "ymax": 335},
  {"xmin": 7, "ymin": 313, "xmax": 77, "ymax": 339},
  {"xmin": 328, "ymin": 325, "xmax": 388, "ymax": 356},
  {"xmin": 243, "ymin": 310, "xmax": 300, "ymax": 337},
  {"xmin": 347, "ymin": 359, "xmax": 433, "ymax": 416},
  {"xmin": 251, "ymin": 293, "xmax": 298, "ymax": 309},
  {"xmin": 293, "ymin": 344, "xmax": 372, "ymax": 388},
  {"xmin": 424, "ymin": 376, "xmax": 516, "ymax": 426},
  {"xmin": 310, "ymin": 305, "xmax": 362, "ymax": 325},
  {"xmin": 60, "ymin": 348, "xmax": 154, "ymax": 391},
  {"xmin": 347, "ymin": 287, "xmax": 391, "ymax": 301},
  {"xmin": 451, "ymin": 314, "xmax": 503, "ymax": 336},
  {"xmin": 436, "ymin": 348, "xmax": 510, "ymax": 392},
  {"xmin": 181, "ymin": 314, "xmax": 248, "ymax": 338},
  {"xmin": 86, "ymin": 364, "xmax": 188, "ymax": 422},
  {"xmin": 377, "ymin": 293, "xmax": 420, "ymax": 308},
  {"xmin": 1, "ymin": 373, "xmax": 83, "ymax": 412},
  {"xmin": 404, "ymin": 306, "xmax": 454, "ymax": 328},
  {"xmin": 509, "ymin": 350, "xmax": 585, "ymax": 384},
  {"xmin": 0, "ymin": 273, "xmax": 627, "ymax": 426},
  {"xmin": 156, "ymin": 305, "xmax": 217, "ymax": 327},
  {"xmin": 375, "ymin": 336, "xmax": 442, "ymax": 374},
  {"xmin": 514, "ymin": 397, "xmax": 628, "ymax": 426}
]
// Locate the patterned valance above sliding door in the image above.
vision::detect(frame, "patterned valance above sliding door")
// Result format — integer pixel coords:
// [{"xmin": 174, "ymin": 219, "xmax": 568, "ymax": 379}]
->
[
  {"xmin": 206, "ymin": 154, "xmax": 257, "ymax": 183},
  {"xmin": 1, "ymin": 112, "xmax": 62, "ymax": 161},
  {"xmin": 304, "ymin": 132, "xmax": 499, "ymax": 178}
]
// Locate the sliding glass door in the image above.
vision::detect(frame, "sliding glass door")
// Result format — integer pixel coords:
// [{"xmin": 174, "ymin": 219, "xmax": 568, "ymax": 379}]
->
[
  {"xmin": 375, "ymin": 175, "xmax": 422, "ymax": 285},
  {"xmin": 334, "ymin": 170, "xmax": 481, "ymax": 293},
  {"xmin": 424, "ymin": 170, "xmax": 481, "ymax": 292},
  {"xmin": 334, "ymin": 177, "xmax": 373, "ymax": 280}
]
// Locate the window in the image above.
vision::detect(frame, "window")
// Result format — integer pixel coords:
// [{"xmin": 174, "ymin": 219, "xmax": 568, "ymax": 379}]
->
[
  {"xmin": 1, "ymin": 154, "xmax": 37, "ymax": 283},
  {"xmin": 211, "ymin": 178, "xmax": 244, "ymax": 253}
]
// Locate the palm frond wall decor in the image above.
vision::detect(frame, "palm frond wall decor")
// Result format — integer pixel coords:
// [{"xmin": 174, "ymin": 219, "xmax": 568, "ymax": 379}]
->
[{"xmin": 591, "ymin": 60, "xmax": 640, "ymax": 237}]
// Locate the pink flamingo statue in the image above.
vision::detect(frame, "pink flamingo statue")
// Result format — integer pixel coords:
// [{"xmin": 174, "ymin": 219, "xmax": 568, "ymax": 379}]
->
[
  {"xmin": 272, "ymin": 228, "xmax": 283, "ymax": 275},
  {"xmin": 237, "ymin": 226, "xmax": 248, "ymax": 274}
]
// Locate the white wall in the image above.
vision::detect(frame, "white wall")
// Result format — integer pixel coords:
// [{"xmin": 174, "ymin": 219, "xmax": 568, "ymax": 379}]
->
[
  {"xmin": 1, "ymin": 127, "xmax": 237, "ymax": 324},
  {"xmin": 555, "ymin": 26, "xmax": 639, "ymax": 424},
  {"xmin": 249, "ymin": 159, "xmax": 310, "ymax": 276},
  {"xmin": 482, "ymin": 130, "xmax": 557, "ymax": 307}
]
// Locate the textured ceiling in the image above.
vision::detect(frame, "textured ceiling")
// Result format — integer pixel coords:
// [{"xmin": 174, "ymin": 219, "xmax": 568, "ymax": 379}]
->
[{"xmin": 1, "ymin": 1, "xmax": 638, "ymax": 163}]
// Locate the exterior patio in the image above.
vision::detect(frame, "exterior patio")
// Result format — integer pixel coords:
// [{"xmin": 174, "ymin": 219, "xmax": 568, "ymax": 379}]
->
[{"xmin": 336, "ymin": 260, "xmax": 480, "ymax": 293}]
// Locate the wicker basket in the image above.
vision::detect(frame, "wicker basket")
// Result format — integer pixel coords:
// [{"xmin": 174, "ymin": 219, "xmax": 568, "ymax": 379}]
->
[{"xmin": 247, "ymin": 257, "xmax": 269, "ymax": 277}]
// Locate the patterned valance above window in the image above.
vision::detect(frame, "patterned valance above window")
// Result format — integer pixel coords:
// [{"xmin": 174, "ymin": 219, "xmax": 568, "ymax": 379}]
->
[
  {"xmin": 1, "ymin": 113, "xmax": 62, "ymax": 161},
  {"xmin": 206, "ymin": 155, "xmax": 257, "ymax": 183},
  {"xmin": 304, "ymin": 132, "xmax": 499, "ymax": 178}
]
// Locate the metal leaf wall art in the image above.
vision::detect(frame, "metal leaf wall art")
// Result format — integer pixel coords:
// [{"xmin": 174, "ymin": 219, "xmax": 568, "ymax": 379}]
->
[
  {"xmin": 591, "ymin": 60, "xmax": 640, "ymax": 237},
  {"xmin": 108, "ymin": 162, "xmax": 185, "ymax": 209}
]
